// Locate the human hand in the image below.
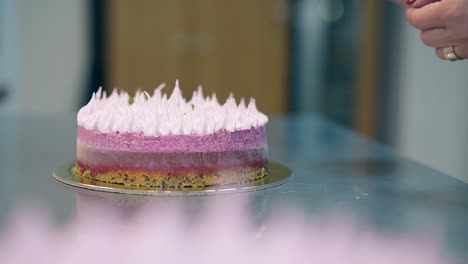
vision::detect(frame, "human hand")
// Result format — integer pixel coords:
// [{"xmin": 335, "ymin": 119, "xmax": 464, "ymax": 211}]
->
[{"xmin": 406, "ymin": 0, "xmax": 468, "ymax": 61}]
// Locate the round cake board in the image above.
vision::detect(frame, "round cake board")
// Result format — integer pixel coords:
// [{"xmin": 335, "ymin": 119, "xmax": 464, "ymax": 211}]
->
[{"xmin": 53, "ymin": 161, "xmax": 293, "ymax": 196}]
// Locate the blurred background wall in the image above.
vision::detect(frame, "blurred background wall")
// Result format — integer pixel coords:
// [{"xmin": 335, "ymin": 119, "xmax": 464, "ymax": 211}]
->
[
  {"xmin": 0, "ymin": 0, "xmax": 17, "ymax": 112},
  {"xmin": 395, "ymin": 18, "xmax": 468, "ymax": 183},
  {"xmin": 1, "ymin": 0, "xmax": 468, "ymax": 181},
  {"xmin": 0, "ymin": 0, "xmax": 87, "ymax": 114}
]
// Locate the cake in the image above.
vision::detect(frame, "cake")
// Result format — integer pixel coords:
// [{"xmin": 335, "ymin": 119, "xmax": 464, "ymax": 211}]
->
[{"xmin": 74, "ymin": 81, "xmax": 269, "ymax": 188}]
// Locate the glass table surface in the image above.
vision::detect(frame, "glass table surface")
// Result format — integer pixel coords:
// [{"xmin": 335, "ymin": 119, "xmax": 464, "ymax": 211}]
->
[{"xmin": 1, "ymin": 113, "xmax": 467, "ymax": 259}]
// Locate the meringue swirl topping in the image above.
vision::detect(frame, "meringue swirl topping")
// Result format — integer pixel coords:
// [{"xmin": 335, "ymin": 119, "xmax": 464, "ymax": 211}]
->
[{"xmin": 77, "ymin": 81, "xmax": 268, "ymax": 136}]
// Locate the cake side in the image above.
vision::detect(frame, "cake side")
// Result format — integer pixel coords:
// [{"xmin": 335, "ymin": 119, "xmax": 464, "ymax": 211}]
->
[
  {"xmin": 77, "ymin": 125, "xmax": 267, "ymax": 152},
  {"xmin": 75, "ymin": 126, "xmax": 269, "ymax": 188}
]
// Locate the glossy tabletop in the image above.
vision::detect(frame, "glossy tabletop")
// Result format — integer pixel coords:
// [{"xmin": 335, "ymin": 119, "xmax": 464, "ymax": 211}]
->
[{"xmin": 1, "ymin": 113, "xmax": 467, "ymax": 258}]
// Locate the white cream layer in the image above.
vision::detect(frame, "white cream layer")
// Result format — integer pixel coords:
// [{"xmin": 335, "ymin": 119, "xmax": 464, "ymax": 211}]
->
[{"xmin": 77, "ymin": 81, "xmax": 269, "ymax": 136}]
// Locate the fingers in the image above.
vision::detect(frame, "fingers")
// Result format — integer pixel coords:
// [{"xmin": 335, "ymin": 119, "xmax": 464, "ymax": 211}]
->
[
  {"xmin": 419, "ymin": 26, "xmax": 468, "ymax": 48},
  {"xmin": 420, "ymin": 28, "xmax": 455, "ymax": 47},
  {"xmin": 406, "ymin": 2, "xmax": 444, "ymax": 30},
  {"xmin": 404, "ymin": 0, "xmax": 468, "ymax": 61},
  {"xmin": 435, "ymin": 44, "xmax": 468, "ymax": 60},
  {"xmin": 409, "ymin": 0, "xmax": 439, "ymax": 8}
]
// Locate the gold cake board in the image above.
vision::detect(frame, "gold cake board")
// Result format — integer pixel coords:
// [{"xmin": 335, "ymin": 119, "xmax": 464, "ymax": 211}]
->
[{"xmin": 53, "ymin": 161, "xmax": 293, "ymax": 196}]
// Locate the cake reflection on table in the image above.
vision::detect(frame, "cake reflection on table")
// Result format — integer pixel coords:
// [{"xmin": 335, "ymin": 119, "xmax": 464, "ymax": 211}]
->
[{"xmin": 0, "ymin": 197, "xmax": 456, "ymax": 264}]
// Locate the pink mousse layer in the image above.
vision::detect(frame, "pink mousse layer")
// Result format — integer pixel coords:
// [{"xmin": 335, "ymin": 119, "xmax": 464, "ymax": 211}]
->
[
  {"xmin": 77, "ymin": 125, "xmax": 267, "ymax": 153},
  {"xmin": 76, "ymin": 147, "xmax": 268, "ymax": 174}
]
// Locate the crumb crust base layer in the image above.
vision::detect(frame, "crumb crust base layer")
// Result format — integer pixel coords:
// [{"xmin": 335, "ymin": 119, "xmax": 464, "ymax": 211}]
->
[{"xmin": 73, "ymin": 164, "xmax": 267, "ymax": 188}]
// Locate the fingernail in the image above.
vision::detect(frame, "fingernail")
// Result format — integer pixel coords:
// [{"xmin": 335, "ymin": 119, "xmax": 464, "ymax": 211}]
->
[{"xmin": 407, "ymin": 0, "xmax": 416, "ymax": 5}]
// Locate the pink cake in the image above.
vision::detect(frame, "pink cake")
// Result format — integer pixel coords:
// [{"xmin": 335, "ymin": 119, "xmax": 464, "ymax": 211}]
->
[{"xmin": 74, "ymin": 82, "xmax": 269, "ymax": 188}]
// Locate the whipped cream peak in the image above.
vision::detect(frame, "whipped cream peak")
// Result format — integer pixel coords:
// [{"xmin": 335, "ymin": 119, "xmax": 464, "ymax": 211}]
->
[{"xmin": 77, "ymin": 81, "xmax": 268, "ymax": 136}]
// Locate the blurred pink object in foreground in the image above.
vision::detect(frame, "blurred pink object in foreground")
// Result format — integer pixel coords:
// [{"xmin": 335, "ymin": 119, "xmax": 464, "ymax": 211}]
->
[{"xmin": 0, "ymin": 197, "xmax": 457, "ymax": 264}]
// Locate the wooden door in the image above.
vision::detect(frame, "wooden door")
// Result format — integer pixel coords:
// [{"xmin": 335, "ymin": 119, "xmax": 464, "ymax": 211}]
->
[
  {"xmin": 107, "ymin": 0, "xmax": 185, "ymax": 91},
  {"xmin": 107, "ymin": 0, "xmax": 289, "ymax": 114}
]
